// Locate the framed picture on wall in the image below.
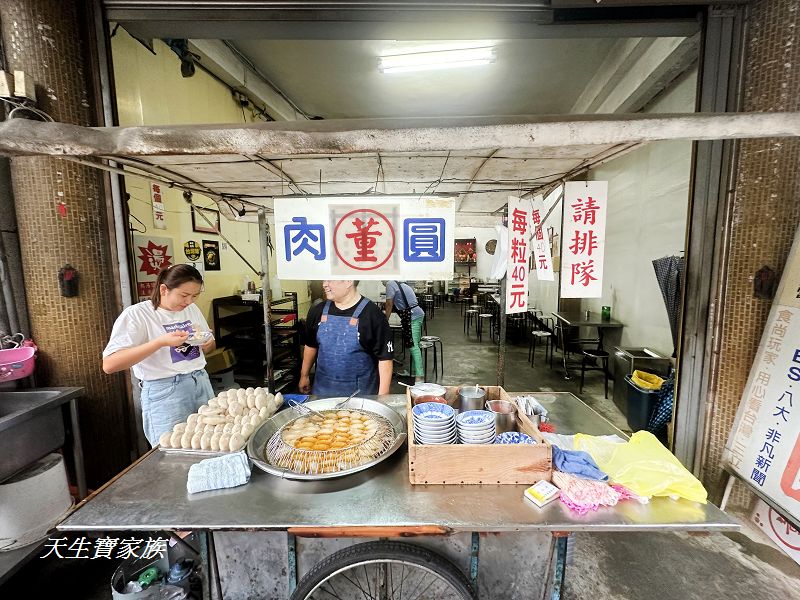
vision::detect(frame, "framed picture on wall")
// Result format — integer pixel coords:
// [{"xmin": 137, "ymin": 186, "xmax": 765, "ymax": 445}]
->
[{"xmin": 192, "ymin": 206, "xmax": 221, "ymax": 235}]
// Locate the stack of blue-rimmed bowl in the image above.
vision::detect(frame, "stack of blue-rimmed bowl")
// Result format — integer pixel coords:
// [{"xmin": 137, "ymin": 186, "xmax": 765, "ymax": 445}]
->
[
  {"xmin": 412, "ymin": 402, "xmax": 456, "ymax": 445},
  {"xmin": 455, "ymin": 410, "xmax": 496, "ymax": 444}
]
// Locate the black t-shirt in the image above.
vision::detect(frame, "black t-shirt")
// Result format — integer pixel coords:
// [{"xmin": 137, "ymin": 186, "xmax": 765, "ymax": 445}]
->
[{"xmin": 304, "ymin": 297, "xmax": 393, "ymax": 362}]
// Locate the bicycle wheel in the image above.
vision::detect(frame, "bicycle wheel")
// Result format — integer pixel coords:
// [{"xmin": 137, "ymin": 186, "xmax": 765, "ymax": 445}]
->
[{"xmin": 290, "ymin": 540, "xmax": 477, "ymax": 600}]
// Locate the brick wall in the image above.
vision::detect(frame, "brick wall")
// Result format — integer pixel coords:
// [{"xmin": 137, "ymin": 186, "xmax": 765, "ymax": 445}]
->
[
  {"xmin": 702, "ymin": 0, "xmax": 800, "ymax": 508},
  {"xmin": 0, "ymin": 0, "xmax": 130, "ymax": 485}
]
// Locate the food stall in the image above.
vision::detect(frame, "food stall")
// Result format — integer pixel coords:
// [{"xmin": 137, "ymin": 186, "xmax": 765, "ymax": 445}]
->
[{"xmin": 57, "ymin": 390, "xmax": 737, "ymax": 599}]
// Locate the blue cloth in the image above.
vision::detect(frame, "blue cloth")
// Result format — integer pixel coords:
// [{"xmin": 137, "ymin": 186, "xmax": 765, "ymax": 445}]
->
[
  {"xmin": 141, "ymin": 369, "xmax": 214, "ymax": 446},
  {"xmin": 551, "ymin": 446, "xmax": 608, "ymax": 481},
  {"xmin": 313, "ymin": 298, "xmax": 379, "ymax": 396},
  {"xmin": 385, "ymin": 281, "xmax": 425, "ymax": 321}
]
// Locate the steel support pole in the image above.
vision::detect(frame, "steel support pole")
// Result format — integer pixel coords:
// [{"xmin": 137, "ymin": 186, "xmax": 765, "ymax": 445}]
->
[
  {"xmin": 497, "ymin": 277, "xmax": 507, "ymax": 387},
  {"xmin": 258, "ymin": 209, "xmax": 275, "ymax": 392}
]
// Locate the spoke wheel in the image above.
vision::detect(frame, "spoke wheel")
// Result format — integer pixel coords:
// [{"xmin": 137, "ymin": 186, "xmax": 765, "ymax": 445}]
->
[{"xmin": 290, "ymin": 541, "xmax": 477, "ymax": 600}]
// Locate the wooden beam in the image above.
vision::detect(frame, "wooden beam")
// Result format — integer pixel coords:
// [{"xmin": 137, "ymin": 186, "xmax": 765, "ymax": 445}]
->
[{"xmin": 1, "ymin": 112, "xmax": 799, "ymax": 157}]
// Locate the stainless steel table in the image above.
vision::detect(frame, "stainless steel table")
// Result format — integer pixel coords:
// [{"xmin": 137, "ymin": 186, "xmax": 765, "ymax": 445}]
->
[
  {"xmin": 58, "ymin": 393, "xmax": 736, "ymax": 598},
  {"xmin": 552, "ymin": 311, "xmax": 623, "ymax": 379}
]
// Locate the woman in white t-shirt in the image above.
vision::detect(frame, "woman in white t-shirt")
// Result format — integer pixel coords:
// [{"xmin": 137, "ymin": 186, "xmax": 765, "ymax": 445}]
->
[{"xmin": 103, "ymin": 264, "xmax": 216, "ymax": 446}]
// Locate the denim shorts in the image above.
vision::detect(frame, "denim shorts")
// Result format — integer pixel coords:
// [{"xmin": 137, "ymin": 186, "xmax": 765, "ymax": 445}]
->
[{"xmin": 140, "ymin": 369, "xmax": 214, "ymax": 446}]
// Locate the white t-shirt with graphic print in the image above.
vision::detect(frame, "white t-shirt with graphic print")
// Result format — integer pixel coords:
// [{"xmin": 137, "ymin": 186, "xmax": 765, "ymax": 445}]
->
[{"xmin": 102, "ymin": 300, "xmax": 211, "ymax": 381}]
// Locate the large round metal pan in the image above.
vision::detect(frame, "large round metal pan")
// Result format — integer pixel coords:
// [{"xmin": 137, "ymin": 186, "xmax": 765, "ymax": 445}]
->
[{"xmin": 246, "ymin": 397, "xmax": 407, "ymax": 480}]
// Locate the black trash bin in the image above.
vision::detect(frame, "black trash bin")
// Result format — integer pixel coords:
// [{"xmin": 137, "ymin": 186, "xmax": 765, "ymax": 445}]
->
[{"xmin": 624, "ymin": 375, "xmax": 661, "ymax": 432}]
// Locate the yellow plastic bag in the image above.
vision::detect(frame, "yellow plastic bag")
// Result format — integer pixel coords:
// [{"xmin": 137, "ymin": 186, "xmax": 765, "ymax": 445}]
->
[
  {"xmin": 574, "ymin": 431, "xmax": 707, "ymax": 503},
  {"xmin": 631, "ymin": 370, "xmax": 664, "ymax": 390}
]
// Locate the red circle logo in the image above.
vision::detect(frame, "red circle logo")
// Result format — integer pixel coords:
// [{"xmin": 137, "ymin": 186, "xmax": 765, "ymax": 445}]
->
[
  {"xmin": 333, "ymin": 208, "xmax": 395, "ymax": 271},
  {"xmin": 768, "ymin": 507, "xmax": 800, "ymax": 551}
]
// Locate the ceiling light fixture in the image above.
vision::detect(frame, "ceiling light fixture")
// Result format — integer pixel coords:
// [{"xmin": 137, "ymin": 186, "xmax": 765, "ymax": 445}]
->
[{"xmin": 379, "ymin": 46, "xmax": 495, "ymax": 74}]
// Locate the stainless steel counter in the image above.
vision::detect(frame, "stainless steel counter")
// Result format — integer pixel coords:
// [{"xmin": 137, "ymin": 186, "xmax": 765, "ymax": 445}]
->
[{"xmin": 58, "ymin": 393, "xmax": 737, "ymax": 534}]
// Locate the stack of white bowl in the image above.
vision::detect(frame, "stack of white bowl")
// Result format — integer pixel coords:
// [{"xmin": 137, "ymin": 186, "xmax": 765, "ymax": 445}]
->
[
  {"xmin": 455, "ymin": 410, "xmax": 496, "ymax": 444},
  {"xmin": 412, "ymin": 402, "xmax": 456, "ymax": 445}
]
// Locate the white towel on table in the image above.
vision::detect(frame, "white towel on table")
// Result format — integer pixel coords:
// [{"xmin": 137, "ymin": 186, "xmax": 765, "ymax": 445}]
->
[{"xmin": 186, "ymin": 451, "xmax": 252, "ymax": 494}]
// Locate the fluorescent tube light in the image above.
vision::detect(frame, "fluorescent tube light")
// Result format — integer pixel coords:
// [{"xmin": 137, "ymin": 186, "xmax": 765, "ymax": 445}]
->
[{"xmin": 379, "ymin": 46, "xmax": 495, "ymax": 74}]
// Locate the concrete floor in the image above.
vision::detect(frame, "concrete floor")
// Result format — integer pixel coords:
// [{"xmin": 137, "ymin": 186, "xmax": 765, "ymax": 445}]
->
[{"xmin": 2, "ymin": 302, "xmax": 799, "ymax": 599}]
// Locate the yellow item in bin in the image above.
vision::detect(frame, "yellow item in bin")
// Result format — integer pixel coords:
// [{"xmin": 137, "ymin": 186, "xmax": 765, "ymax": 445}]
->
[
  {"xmin": 574, "ymin": 431, "xmax": 708, "ymax": 504},
  {"xmin": 631, "ymin": 370, "xmax": 664, "ymax": 390}
]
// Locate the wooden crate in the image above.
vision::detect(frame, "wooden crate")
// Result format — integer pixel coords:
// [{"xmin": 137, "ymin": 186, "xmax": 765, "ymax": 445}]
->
[{"xmin": 407, "ymin": 386, "xmax": 552, "ymax": 485}]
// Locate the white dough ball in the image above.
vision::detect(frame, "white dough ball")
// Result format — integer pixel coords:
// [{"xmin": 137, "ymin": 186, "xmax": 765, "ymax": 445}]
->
[
  {"xmin": 228, "ymin": 402, "xmax": 243, "ymax": 417},
  {"xmin": 186, "ymin": 414, "xmax": 199, "ymax": 427},
  {"xmin": 255, "ymin": 395, "xmax": 267, "ymax": 410},
  {"xmin": 229, "ymin": 433, "xmax": 245, "ymax": 452},
  {"xmin": 200, "ymin": 432, "xmax": 213, "ymax": 450},
  {"xmin": 158, "ymin": 431, "xmax": 172, "ymax": 448},
  {"xmin": 259, "ymin": 407, "xmax": 270, "ymax": 420},
  {"xmin": 208, "ymin": 398, "xmax": 219, "ymax": 408},
  {"xmin": 246, "ymin": 387, "xmax": 255, "ymax": 394},
  {"xmin": 223, "ymin": 423, "xmax": 234, "ymax": 434},
  {"xmin": 219, "ymin": 433, "xmax": 231, "ymax": 450},
  {"xmin": 246, "ymin": 395, "xmax": 256, "ymax": 409},
  {"xmin": 170, "ymin": 431, "xmax": 183, "ymax": 448},
  {"xmin": 241, "ymin": 423, "xmax": 255, "ymax": 438},
  {"xmin": 180, "ymin": 431, "xmax": 193, "ymax": 449},
  {"xmin": 172, "ymin": 423, "xmax": 187, "ymax": 434},
  {"xmin": 191, "ymin": 432, "xmax": 203, "ymax": 450},
  {"xmin": 217, "ymin": 396, "xmax": 229, "ymax": 409},
  {"xmin": 210, "ymin": 432, "xmax": 221, "ymax": 451}
]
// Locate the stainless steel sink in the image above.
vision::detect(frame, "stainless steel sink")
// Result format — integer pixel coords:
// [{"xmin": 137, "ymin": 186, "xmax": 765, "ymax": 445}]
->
[{"xmin": 0, "ymin": 387, "xmax": 83, "ymax": 482}]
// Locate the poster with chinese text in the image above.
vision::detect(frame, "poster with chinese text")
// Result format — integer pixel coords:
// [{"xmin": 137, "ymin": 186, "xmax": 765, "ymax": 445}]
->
[
  {"xmin": 275, "ymin": 196, "xmax": 455, "ymax": 280},
  {"xmin": 133, "ymin": 235, "xmax": 174, "ymax": 301},
  {"xmin": 531, "ymin": 194, "xmax": 554, "ymax": 281},
  {"xmin": 505, "ymin": 196, "xmax": 530, "ymax": 314},
  {"xmin": 725, "ymin": 224, "xmax": 800, "ymax": 526},
  {"xmin": 560, "ymin": 181, "xmax": 607, "ymax": 298}
]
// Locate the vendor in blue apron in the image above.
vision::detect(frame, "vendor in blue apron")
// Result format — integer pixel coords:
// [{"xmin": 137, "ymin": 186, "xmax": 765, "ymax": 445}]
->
[{"xmin": 299, "ymin": 280, "xmax": 393, "ymax": 396}]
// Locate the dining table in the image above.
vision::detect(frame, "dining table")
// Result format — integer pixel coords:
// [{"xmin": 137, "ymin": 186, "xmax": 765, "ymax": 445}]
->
[{"xmin": 552, "ymin": 311, "xmax": 623, "ymax": 379}]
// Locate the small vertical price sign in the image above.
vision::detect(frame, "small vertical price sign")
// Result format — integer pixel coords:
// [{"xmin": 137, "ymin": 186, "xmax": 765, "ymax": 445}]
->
[
  {"xmin": 151, "ymin": 182, "xmax": 166, "ymax": 230},
  {"xmin": 506, "ymin": 196, "xmax": 529, "ymax": 314}
]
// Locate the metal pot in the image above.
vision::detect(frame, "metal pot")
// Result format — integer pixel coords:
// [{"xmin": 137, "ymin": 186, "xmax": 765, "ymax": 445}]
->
[
  {"xmin": 457, "ymin": 385, "xmax": 487, "ymax": 412},
  {"xmin": 485, "ymin": 399, "xmax": 517, "ymax": 434}
]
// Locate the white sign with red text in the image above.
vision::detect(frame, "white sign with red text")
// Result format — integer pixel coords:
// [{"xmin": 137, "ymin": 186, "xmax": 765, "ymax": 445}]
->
[
  {"xmin": 506, "ymin": 196, "xmax": 530, "ymax": 314},
  {"xmin": 725, "ymin": 224, "xmax": 800, "ymax": 526},
  {"xmin": 274, "ymin": 196, "xmax": 455, "ymax": 280},
  {"xmin": 531, "ymin": 194, "xmax": 554, "ymax": 282},
  {"xmin": 560, "ymin": 181, "xmax": 607, "ymax": 298},
  {"xmin": 150, "ymin": 182, "xmax": 166, "ymax": 230}
]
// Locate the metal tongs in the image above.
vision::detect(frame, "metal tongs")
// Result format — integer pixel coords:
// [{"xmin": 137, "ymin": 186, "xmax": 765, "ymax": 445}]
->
[
  {"xmin": 287, "ymin": 398, "xmax": 326, "ymax": 420},
  {"xmin": 335, "ymin": 388, "xmax": 360, "ymax": 410}
]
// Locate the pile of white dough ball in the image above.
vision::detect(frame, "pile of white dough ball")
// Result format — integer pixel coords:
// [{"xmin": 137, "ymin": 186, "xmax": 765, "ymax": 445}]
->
[{"xmin": 158, "ymin": 387, "xmax": 283, "ymax": 452}]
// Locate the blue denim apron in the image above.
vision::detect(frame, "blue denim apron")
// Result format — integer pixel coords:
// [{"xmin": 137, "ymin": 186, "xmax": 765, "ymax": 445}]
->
[{"xmin": 312, "ymin": 297, "xmax": 379, "ymax": 396}]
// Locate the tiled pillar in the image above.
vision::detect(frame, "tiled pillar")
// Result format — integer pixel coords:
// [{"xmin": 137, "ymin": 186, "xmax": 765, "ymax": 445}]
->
[
  {"xmin": 702, "ymin": 0, "xmax": 800, "ymax": 508},
  {"xmin": 0, "ymin": 0, "xmax": 130, "ymax": 485}
]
